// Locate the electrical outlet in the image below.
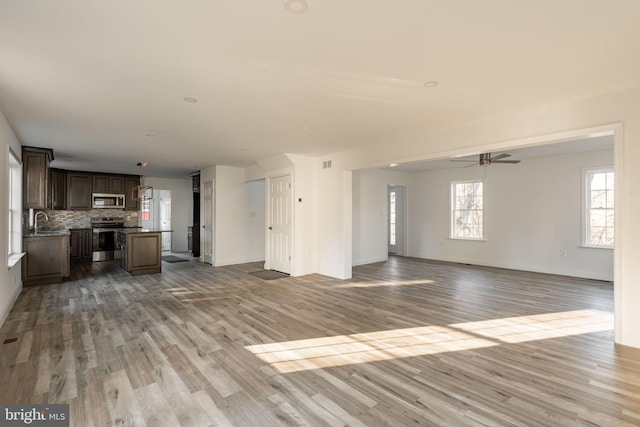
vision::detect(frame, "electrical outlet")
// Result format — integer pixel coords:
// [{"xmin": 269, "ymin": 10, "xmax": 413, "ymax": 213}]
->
[{"xmin": 560, "ymin": 250, "xmax": 567, "ymax": 257}]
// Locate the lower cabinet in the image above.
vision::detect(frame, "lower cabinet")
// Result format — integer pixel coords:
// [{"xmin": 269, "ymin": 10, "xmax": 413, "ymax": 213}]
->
[
  {"xmin": 70, "ymin": 229, "xmax": 92, "ymax": 261},
  {"xmin": 22, "ymin": 235, "xmax": 70, "ymax": 286},
  {"xmin": 121, "ymin": 232, "xmax": 162, "ymax": 276}
]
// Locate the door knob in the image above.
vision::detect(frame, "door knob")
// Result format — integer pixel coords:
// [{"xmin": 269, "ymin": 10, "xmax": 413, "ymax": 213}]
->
[{"xmin": 268, "ymin": 226, "xmax": 273, "ymax": 230}]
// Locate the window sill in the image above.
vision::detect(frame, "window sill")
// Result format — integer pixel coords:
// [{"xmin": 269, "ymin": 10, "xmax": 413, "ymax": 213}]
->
[
  {"xmin": 7, "ymin": 252, "xmax": 25, "ymax": 269},
  {"xmin": 448, "ymin": 237, "xmax": 487, "ymax": 242},
  {"xmin": 580, "ymin": 245, "xmax": 613, "ymax": 251}
]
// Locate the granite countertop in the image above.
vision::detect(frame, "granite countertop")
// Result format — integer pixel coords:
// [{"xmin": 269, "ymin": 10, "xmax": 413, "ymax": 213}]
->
[
  {"xmin": 117, "ymin": 228, "xmax": 173, "ymax": 234},
  {"xmin": 25, "ymin": 229, "xmax": 71, "ymax": 237}
]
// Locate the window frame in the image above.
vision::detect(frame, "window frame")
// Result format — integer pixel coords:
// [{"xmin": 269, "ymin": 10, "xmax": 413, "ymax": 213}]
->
[
  {"xmin": 450, "ymin": 178, "xmax": 485, "ymax": 241},
  {"xmin": 583, "ymin": 166, "xmax": 614, "ymax": 249},
  {"xmin": 7, "ymin": 146, "xmax": 24, "ymax": 268}
]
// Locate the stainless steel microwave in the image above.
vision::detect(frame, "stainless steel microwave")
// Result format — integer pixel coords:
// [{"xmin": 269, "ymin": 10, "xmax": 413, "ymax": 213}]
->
[{"xmin": 92, "ymin": 193, "xmax": 126, "ymax": 209}]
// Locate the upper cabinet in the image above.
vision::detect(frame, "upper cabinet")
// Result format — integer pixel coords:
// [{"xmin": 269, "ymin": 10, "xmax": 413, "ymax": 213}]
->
[
  {"xmin": 23, "ymin": 147, "xmax": 53, "ymax": 209},
  {"xmin": 22, "ymin": 146, "xmax": 141, "ymax": 212},
  {"xmin": 93, "ymin": 174, "xmax": 125, "ymax": 194},
  {"xmin": 124, "ymin": 176, "xmax": 140, "ymax": 211},
  {"xmin": 67, "ymin": 172, "xmax": 92, "ymax": 210},
  {"xmin": 110, "ymin": 176, "xmax": 125, "ymax": 193},
  {"xmin": 49, "ymin": 168, "xmax": 67, "ymax": 210}
]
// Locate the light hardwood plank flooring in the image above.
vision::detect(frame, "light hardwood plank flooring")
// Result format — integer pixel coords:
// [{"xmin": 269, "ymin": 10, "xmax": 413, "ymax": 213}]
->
[{"xmin": 1, "ymin": 256, "xmax": 640, "ymax": 426}]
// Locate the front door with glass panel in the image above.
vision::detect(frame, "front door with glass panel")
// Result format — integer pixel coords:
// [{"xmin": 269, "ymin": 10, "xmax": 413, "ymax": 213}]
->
[{"xmin": 388, "ymin": 185, "xmax": 406, "ymax": 255}]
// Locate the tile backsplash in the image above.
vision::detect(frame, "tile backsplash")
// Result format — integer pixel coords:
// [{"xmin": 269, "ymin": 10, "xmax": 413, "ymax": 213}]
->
[{"xmin": 33, "ymin": 209, "xmax": 140, "ymax": 230}]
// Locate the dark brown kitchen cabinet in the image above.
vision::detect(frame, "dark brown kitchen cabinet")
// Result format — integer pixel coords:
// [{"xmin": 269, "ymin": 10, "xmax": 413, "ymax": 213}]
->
[
  {"xmin": 49, "ymin": 168, "xmax": 67, "ymax": 210},
  {"xmin": 67, "ymin": 172, "xmax": 92, "ymax": 210},
  {"xmin": 70, "ymin": 229, "xmax": 92, "ymax": 260},
  {"xmin": 93, "ymin": 174, "xmax": 125, "ymax": 194},
  {"xmin": 22, "ymin": 235, "xmax": 70, "ymax": 286},
  {"xmin": 124, "ymin": 176, "xmax": 140, "ymax": 211},
  {"xmin": 23, "ymin": 147, "xmax": 53, "ymax": 209},
  {"xmin": 110, "ymin": 176, "xmax": 125, "ymax": 193},
  {"xmin": 122, "ymin": 231, "xmax": 162, "ymax": 276}
]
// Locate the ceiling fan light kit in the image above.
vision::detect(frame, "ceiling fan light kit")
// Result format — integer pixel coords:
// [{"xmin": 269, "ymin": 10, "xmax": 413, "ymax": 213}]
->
[{"xmin": 450, "ymin": 152, "xmax": 521, "ymax": 167}]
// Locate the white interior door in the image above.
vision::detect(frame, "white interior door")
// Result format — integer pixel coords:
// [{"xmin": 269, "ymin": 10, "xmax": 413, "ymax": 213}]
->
[
  {"xmin": 203, "ymin": 181, "xmax": 214, "ymax": 265},
  {"xmin": 268, "ymin": 174, "xmax": 292, "ymax": 274},
  {"xmin": 158, "ymin": 190, "xmax": 172, "ymax": 251},
  {"xmin": 388, "ymin": 185, "xmax": 406, "ymax": 255}
]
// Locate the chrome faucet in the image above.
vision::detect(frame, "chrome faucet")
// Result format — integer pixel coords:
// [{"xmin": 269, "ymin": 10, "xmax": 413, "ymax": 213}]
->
[{"xmin": 34, "ymin": 211, "xmax": 48, "ymax": 234}]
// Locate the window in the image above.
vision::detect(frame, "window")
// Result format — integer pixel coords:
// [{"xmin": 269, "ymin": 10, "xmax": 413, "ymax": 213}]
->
[
  {"xmin": 389, "ymin": 190, "xmax": 396, "ymax": 245},
  {"xmin": 451, "ymin": 179, "xmax": 484, "ymax": 239},
  {"xmin": 141, "ymin": 198, "xmax": 150, "ymax": 221},
  {"xmin": 8, "ymin": 147, "xmax": 22, "ymax": 267},
  {"xmin": 584, "ymin": 168, "xmax": 614, "ymax": 248}
]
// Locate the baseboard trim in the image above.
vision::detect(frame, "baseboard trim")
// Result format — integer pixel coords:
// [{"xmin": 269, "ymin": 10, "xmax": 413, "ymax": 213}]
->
[
  {"xmin": 215, "ymin": 257, "xmax": 265, "ymax": 267},
  {"xmin": 618, "ymin": 332, "xmax": 640, "ymax": 350},
  {"xmin": 352, "ymin": 256, "xmax": 388, "ymax": 267},
  {"xmin": 408, "ymin": 253, "xmax": 613, "ymax": 282},
  {"xmin": 0, "ymin": 282, "xmax": 22, "ymax": 329}
]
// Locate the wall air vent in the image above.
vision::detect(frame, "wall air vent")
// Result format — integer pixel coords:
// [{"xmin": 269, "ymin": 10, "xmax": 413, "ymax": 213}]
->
[{"xmin": 323, "ymin": 160, "xmax": 332, "ymax": 169}]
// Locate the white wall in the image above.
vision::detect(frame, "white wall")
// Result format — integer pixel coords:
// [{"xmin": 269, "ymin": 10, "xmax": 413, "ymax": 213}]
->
[
  {"xmin": 0, "ymin": 109, "xmax": 23, "ymax": 328},
  {"xmin": 288, "ymin": 155, "xmax": 319, "ymax": 277},
  {"xmin": 214, "ymin": 166, "xmax": 265, "ymax": 266},
  {"xmin": 352, "ymin": 169, "xmax": 410, "ymax": 266},
  {"xmin": 316, "ymin": 158, "xmax": 352, "ymax": 279},
  {"xmin": 143, "ymin": 177, "xmax": 192, "ymax": 252},
  {"xmin": 407, "ymin": 149, "xmax": 614, "ymax": 280}
]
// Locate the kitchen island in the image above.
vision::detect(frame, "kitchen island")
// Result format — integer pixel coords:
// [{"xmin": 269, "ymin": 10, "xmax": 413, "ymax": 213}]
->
[{"xmin": 116, "ymin": 229, "xmax": 169, "ymax": 276}]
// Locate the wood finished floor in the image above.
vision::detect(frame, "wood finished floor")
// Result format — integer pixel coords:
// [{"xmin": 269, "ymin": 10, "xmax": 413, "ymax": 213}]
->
[{"xmin": 1, "ymin": 256, "xmax": 639, "ymax": 426}]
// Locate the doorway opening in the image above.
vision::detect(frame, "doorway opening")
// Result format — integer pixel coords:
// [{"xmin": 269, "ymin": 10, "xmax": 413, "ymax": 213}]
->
[{"xmin": 141, "ymin": 189, "xmax": 172, "ymax": 252}]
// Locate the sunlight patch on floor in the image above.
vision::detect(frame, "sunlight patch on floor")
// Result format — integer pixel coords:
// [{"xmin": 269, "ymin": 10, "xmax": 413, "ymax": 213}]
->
[
  {"xmin": 450, "ymin": 309, "xmax": 612, "ymax": 343},
  {"xmin": 246, "ymin": 309, "xmax": 612, "ymax": 373}
]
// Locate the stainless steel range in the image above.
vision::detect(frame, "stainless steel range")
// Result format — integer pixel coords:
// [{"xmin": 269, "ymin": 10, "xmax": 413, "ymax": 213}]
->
[{"xmin": 91, "ymin": 217, "xmax": 124, "ymax": 261}]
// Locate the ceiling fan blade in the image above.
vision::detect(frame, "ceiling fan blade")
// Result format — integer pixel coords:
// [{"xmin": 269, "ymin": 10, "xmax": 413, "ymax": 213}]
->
[
  {"xmin": 490, "ymin": 153, "xmax": 511, "ymax": 161},
  {"xmin": 492, "ymin": 160, "xmax": 521, "ymax": 164}
]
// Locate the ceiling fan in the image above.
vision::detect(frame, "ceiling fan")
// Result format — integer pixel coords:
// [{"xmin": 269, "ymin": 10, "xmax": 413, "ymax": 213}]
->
[{"xmin": 450, "ymin": 152, "xmax": 521, "ymax": 167}]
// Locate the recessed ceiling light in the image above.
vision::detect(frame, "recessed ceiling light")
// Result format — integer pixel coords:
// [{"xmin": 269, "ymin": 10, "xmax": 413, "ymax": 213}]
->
[
  {"xmin": 389, "ymin": 163, "xmax": 398, "ymax": 167},
  {"xmin": 284, "ymin": 0, "xmax": 308, "ymax": 14},
  {"xmin": 183, "ymin": 97, "xmax": 198, "ymax": 103},
  {"xmin": 423, "ymin": 81, "xmax": 439, "ymax": 88}
]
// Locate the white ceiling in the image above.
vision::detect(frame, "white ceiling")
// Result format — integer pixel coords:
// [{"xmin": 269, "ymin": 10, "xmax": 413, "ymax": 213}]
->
[
  {"xmin": 0, "ymin": 1, "xmax": 638, "ymax": 178},
  {"xmin": 386, "ymin": 134, "xmax": 614, "ymax": 172}
]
